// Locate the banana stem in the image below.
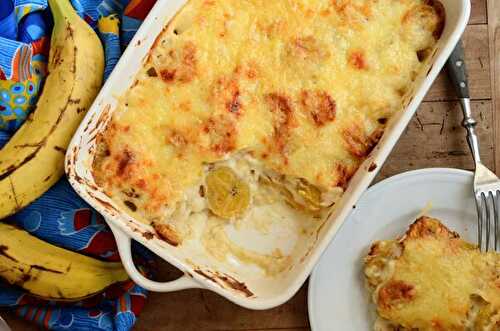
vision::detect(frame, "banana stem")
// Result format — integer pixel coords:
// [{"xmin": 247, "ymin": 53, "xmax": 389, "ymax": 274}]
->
[{"xmin": 48, "ymin": 0, "xmax": 77, "ymax": 24}]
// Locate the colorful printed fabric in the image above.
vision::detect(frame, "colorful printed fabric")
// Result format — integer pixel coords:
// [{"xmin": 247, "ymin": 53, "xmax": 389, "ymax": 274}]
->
[
  {"xmin": 70, "ymin": 0, "xmax": 156, "ymax": 78},
  {"xmin": 0, "ymin": 263, "xmax": 151, "ymax": 331},
  {"xmin": 0, "ymin": 0, "xmax": 49, "ymax": 131},
  {"xmin": 0, "ymin": 130, "xmax": 155, "ymax": 331},
  {"xmin": 0, "ymin": 0, "xmax": 156, "ymax": 128},
  {"xmin": 0, "ymin": 1, "xmax": 158, "ymax": 330}
]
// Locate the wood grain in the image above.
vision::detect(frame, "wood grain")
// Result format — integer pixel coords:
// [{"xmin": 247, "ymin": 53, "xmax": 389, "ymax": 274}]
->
[
  {"xmin": 378, "ymin": 100, "xmax": 494, "ymax": 180},
  {"xmin": 488, "ymin": 0, "xmax": 500, "ymax": 172},
  {"xmin": 424, "ymin": 25, "xmax": 490, "ymax": 102},
  {"xmin": 135, "ymin": 289, "xmax": 308, "ymax": 331},
  {"xmin": 471, "ymin": 0, "xmax": 487, "ymax": 25}
]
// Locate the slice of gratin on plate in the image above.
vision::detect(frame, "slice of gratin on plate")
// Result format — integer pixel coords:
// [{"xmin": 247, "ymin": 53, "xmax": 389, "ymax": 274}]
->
[{"xmin": 364, "ymin": 216, "xmax": 500, "ymax": 331}]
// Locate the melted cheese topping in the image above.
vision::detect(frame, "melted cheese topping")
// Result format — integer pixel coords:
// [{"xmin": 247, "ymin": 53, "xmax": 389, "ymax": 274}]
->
[
  {"xmin": 94, "ymin": 0, "xmax": 442, "ymax": 224},
  {"xmin": 364, "ymin": 217, "xmax": 500, "ymax": 330}
]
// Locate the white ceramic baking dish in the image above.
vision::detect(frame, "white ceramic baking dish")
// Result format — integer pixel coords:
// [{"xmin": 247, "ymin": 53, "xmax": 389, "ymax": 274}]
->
[{"xmin": 65, "ymin": 0, "xmax": 470, "ymax": 310}]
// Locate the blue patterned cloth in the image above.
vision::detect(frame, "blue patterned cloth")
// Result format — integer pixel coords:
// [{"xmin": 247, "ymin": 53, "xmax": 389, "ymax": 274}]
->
[
  {"xmin": 0, "ymin": 1, "xmax": 158, "ymax": 330},
  {"xmin": 0, "ymin": 0, "xmax": 48, "ymax": 131}
]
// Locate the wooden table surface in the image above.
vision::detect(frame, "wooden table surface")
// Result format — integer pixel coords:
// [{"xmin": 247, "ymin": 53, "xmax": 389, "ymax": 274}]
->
[{"xmin": 3, "ymin": 0, "xmax": 499, "ymax": 330}]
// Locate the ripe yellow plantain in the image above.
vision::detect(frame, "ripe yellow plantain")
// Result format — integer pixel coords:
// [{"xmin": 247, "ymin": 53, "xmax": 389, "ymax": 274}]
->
[
  {"xmin": 0, "ymin": 223, "xmax": 128, "ymax": 300},
  {"xmin": 0, "ymin": 0, "xmax": 104, "ymax": 218}
]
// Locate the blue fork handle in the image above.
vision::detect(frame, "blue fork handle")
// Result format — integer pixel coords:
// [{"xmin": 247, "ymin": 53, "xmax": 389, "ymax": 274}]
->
[{"xmin": 446, "ymin": 40, "xmax": 481, "ymax": 164}]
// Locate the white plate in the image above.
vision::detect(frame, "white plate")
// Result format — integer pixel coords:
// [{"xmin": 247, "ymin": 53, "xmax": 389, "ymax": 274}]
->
[{"xmin": 308, "ymin": 168, "xmax": 476, "ymax": 331}]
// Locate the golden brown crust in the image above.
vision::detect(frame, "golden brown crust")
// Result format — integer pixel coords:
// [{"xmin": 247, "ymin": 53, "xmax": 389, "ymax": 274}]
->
[
  {"xmin": 424, "ymin": 0, "xmax": 446, "ymax": 39},
  {"xmin": 348, "ymin": 50, "xmax": 367, "ymax": 70},
  {"xmin": 406, "ymin": 216, "xmax": 460, "ymax": 239},
  {"xmin": 342, "ymin": 125, "xmax": 383, "ymax": 158},
  {"xmin": 265, "ymin": 93, "xmax": 297, "ymax": 161},
  {"xmin": 93, "ymin": 0, "xmax": 444, "ymax": 233},
  {"xmin": 202, "ymin": 115, "xmax": 237, "ymax": 155},
  {"xmin": 378, "ymin": 280, "xmax": 415, "ymax": 310},
  {"xmin": 158, "ymin": 42, "xmax": 198, "ymax": 84},
  {"xmin": 402, "ymin": 1, "xmax": 444, "ymax": 41},
  {"xmin": 364, "ymin": 217, "xmax": 500, "ymax": 330},
  {"xmin": 331, "ymin": 163, "xmax": 357, "ymax": 190},
  {"xmin": 152, "ymin": 223, "xmax": 181, "ymax": 247},
  {"xmin": 287, "ymin": 36, "xmax": 330, "ymax": 61},
  {"xmin": 300, "ymin": 90, "xmax": 336, "ymax": 127}
]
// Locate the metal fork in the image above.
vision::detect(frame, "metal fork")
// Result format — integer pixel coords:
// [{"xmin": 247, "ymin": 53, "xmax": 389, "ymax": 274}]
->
[{"xmin": 447, "ymin": 40, "xmax": 499, "ymax": 252}]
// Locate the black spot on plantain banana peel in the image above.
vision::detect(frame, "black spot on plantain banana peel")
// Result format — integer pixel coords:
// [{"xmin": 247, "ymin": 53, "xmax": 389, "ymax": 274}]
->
[
  {"xmin": 30, "ymin": 264, "xmax": 64, "ymax": 274},
  {"xmin": 0, "ymin": 222, "xmax": 129, "ymax": 301},
  {"xmin": 0, "ymin": 245, "xmax": 18, "ymax": 262},
  {"xmin": 0, "ymin": 0, "xmax": 104, "ymax": 219}
]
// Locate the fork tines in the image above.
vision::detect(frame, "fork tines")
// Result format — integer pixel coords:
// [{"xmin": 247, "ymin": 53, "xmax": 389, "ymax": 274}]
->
[{"xmin": 476, "ymin": 189, "xmax": 499, "ymax": 252}]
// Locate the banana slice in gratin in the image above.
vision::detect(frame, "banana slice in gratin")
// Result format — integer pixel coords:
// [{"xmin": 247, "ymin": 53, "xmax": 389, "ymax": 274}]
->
[{"xmin": 206, "ymin": 166, "xmax": 251, "ymax": 219}]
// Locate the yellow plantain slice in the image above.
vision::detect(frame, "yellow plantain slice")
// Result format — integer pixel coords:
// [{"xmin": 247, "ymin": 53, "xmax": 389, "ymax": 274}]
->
[
  {"xmin": 206, "ymin": 167, "xmax": 250, "ymax": 219},
  {"xmin": 295, "ymin": 179, "xmax": 322, "ymax": 211}
]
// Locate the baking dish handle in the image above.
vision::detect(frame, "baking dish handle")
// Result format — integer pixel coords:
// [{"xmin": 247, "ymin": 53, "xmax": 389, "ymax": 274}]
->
[{"xmin": 109, "ymin": 222, "xmax": 202, "ymax": 292}]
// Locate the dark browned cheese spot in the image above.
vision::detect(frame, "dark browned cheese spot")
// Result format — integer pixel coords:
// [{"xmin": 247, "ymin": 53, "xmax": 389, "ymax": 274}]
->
[
  {"xmin": 159, "ymin": 42, "xmax": 197, "ymax": 84},
  {"xmin": 142, "ymin": 231, "xmax": 155, "ymax": 240},
  {"xmin": 124, "ymin": 200, "xmax": 137, "ymax": 212},
  {"xmin": 117, "ymin": 150, "xmax": 133, "ymax": 177},
  {"xmin": 290, "ymin": 36, "xmax": 328, "ymax": 60},
  {"xmin": 333, "ymin": 163, "xmax": 355, "ymax": 189},
  {"xmin": 424, "ymin": 0, "xmax": 445, "ymax": 39},
  {"xmin": 167, "ymin": 130, "xmax": 188, "ymax": 148},
  {"xmin": 348, "ymin": 50, "xmax": 367, "ymax": 70},
  {"xmin": 342, "ymin": 127, "xmax": 383, "ymax": 158},
  {"xmin": 266, "ymin": 93, "xmax": 296, "ymax": 158},
  {"xmin": 378, "ymin": 280, "xmax": 415, "ymax": 309},
  {"xmin": 178, "ymin": 43, "xmax": 197, "ymax": 83},
  {"xmin": 160, "ymin": 69, "xmax": 176, "ymax": 82},
  {"xmin": 416, "ymin": 48, "xmax": 430, "ymax": 62},
  {"xmin": 377, "ymin": 118, "xmax": 388, "ymax": 125},
  {"xmin": 147, "ymin": 67, "xmax": 158, "ymax": 77},
  {"xmin": 204, "ymin": 115, "xmax": 237, "ymax": 155},
  {"xmin": 226, "ymin": 91, "xmax": 241, "ymax": 114},
  {"xmin": 300, "ymin": 90, "xmax": 336, "ymax": 126},
  {"xmin": 368, "ymin": 163, "xmax": 377, "ymax": 172},
  {"xmin": 123, "ymin": 188, "xmax": 140, "ymax": 198},
  {"xmin": 153, "ymin": 223, "xmax": 181, "ymax": 246},
  {"xmin": 211, "ymin": 74, "xmax": 242, "ymax": 116}
]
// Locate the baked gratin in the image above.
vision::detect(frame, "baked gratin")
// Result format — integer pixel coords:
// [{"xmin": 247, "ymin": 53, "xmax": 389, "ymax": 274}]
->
[
  {"xmin": 93, "ymin": 0, "xmax": 444, "ymax": 274},
  {"xmin": 364, "ymin": 217, "xmax": 500, "ymax": 330}
]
